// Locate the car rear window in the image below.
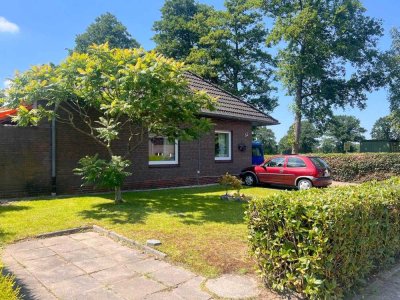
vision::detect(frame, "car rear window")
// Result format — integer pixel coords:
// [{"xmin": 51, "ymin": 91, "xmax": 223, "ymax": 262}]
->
[{"xmin": 310, "ymin": 157, "xmax": 330, "ymax": 169}]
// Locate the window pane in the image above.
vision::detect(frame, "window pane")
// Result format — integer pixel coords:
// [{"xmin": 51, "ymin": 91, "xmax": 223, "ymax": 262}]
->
[
  {"xmin": 265, "ymin": 157, "xmax": 285, "ymax": 167},
  {"xmin": 215, "ymin": 132, "xmax": 230, "ymax": 158},
  {"xmin": 149, "ymin": 137, "xmax": 177, "ymax": 163},
  {"xmin": 287, "ymin": 157, "xmax": 306, "ymax": 168}
]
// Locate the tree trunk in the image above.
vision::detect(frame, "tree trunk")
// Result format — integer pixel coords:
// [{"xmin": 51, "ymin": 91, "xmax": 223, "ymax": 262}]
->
[
  {"xmin": 114, "ymin": 186, "xmax": 123, "ymax": 204},
  {"xmin": 292, "ymin": 82, "xmax": 303, "ymax": 154}
]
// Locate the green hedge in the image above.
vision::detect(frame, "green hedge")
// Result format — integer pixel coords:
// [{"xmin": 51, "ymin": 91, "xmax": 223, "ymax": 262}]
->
[
  {"xmin": 247, "ymin": 177, "xmax": 400, "ymax": 299},
  {"xmin": 265, "ymin": 153, "xmax": 400, "ymax": 182},
  {"xmin": 316, "ymin": 153, "xmax": 400, "ymax": 182}
]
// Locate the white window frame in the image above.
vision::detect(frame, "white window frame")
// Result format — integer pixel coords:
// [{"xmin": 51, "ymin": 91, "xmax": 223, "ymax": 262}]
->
[
  {"xmin": 215, "ymin": 130, "xmax": 232, "ymax": 161},
  {"xmin": 148, "ymin": 136, "xmax": 179, "ymax": 166}
]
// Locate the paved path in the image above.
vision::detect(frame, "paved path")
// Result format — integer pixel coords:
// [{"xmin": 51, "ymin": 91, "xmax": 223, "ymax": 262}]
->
[{"xmin": 2, "ymin": 231, "xmax": 262, "ymax": 300}]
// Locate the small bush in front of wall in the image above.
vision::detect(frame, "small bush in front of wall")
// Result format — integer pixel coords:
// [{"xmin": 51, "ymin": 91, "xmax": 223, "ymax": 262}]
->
[
  {"xmin": 218, "ymin": 173, "xmax": 249, "ymax": 201},
  {"xmin": 247, "ymin": 177, "xmax": 400, "ymax": 299}
]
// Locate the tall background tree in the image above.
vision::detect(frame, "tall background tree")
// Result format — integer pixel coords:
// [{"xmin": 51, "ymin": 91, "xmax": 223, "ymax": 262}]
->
[
  {"xmin": 152, "ymin": 0, "xmax": 209, "ymax": 60},
  {"xmin": 253, "ymin": 127, "xmax": 278, "ymax": 154},
  {"xmin": 74, "ymin": 12, "xmax": 140, "ymax": 52},
  {"xmin": 386, "ymin": 28, "xmax": 400, "ymax": 131},
  {"xmin": 278, "ymin": 121, "xmax": 320, "ymax": 154},
  {"xmin": 371, "ymin": 116, "xmax": 400, "ymax": 140},
  {"xmin": 259, "ymin": 0, "xmax": 385, "ymax": 153},
  {"xmin": 153, "ymin": 0, "xmax": 277, "ymax": 112},
  {"xmin": 325, "ymin": 115, "xmax": 366, "ymax": 152}
]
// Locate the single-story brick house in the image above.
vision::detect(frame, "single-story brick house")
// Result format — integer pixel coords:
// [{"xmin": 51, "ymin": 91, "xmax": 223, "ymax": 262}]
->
[{"xmin": 0, "ymin": 72, "xmax": 278, "ymax": 199}]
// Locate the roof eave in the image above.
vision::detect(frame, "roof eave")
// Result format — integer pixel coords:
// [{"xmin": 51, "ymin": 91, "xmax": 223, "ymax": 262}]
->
[{"xmin": 199, "ymin": 112, "xmax": 280, "ymax": 126}]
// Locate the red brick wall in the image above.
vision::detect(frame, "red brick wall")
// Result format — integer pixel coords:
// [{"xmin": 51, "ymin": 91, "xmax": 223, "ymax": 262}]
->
[
  {"xmin": 0, "ymin": 117, "xmax": 253, "ymax": 198},
  {"xmin": 0, "ymin": 124, "xmax": 51, "ymax": 198},
  {"xmin": 56, "ymin": 118, "xmax": 253, "ymax": 194}
]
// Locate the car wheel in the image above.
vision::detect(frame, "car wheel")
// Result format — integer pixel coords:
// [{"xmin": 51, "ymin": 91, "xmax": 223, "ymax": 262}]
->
[
  {"xmin": 243, "ymin": 173, "xmax": 257, "ymax": 186},
  {"xmin": 297, "ymin": 178, "xmax": 312, "ymax": 190}
]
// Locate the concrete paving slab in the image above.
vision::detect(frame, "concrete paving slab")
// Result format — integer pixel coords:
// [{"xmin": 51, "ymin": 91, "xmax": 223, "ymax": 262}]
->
[
  {"xmin": 13, "ymin": 247, "xmax": 56, "ymax": 261},
  {"xmin": 174, "ymin": 276, "xmax": 211, "ymax": 300},
  {"xmin": 149, "ymin": 265, "xmax": 195, "ymax": 287},
  {"xmin": 110, "ymin": 276, "xmax": 167, "ymax": 299},
  {"xmin": 91, "ymin": 264, "xmax": 138, "ymax": 284},
  {"xmin": 78, "ymin": 287, "xmax": 122, "ymax": 300},
  {"xmin": 73, "ymin": 255, "xmax": 119, "ymax": 273},
  {"xmin": 126, "ymin": 258, "xmax": 171, "ymax": 274},
  {"xmin": 144, "ymin": 290, "xmax": 184, "ymax": 299},
  {"xmin": 49, "ymin": 274, "xmax": 102, "ymax": 299},
  {"xmin": 58, "ymin": 247, "xmax": 103, "ymax": 263},
  {"xmin": 206, "ymin": 274, "xmax": 260, "ymax": 299}
]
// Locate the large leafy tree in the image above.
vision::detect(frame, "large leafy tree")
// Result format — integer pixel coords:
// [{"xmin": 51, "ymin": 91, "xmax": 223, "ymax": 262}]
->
[
  {"xmin": 278, "ymin": 121, "xmax": 320, "ymax": 154},
  {"xmin": 74, "ymin": 13, "xmax": 140, "ymax": 52},
  {"xmin": 259, "ymin": 0, "xmax": 385, "ymax": 153},
  {"xmin": 153, "ymin": 0, "xmax": 277, "ymax": 112},
  {"xmin": 253, "ymin": 127, "xmax": 278, "ymax": 154},
  {"xmin": 386, "ymin": 28, "xmax": 400, "ymax": 131},
  {"xmin": 371, "ymin": 116, "xmax": 400, "ymax": 140},
  {"xmin": 152, "ymin": 0, "xmax": 210, "ymax": 60},
  {"xmin": 325, "ymin": 115, "xmax": 366, "ymax": 151},
  {"xmin": 2, "ymin": 44, "xmax": 215, "ymax": 203},
  {"xmin": 187, "ymin": 0, "xmax": 277, "ymax": 112}
]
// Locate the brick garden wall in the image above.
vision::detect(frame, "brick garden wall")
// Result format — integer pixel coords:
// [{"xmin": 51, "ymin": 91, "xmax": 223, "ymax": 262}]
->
[{"xmin": 0, "ymin": 124, "xmax": 52, "ymax": 198}]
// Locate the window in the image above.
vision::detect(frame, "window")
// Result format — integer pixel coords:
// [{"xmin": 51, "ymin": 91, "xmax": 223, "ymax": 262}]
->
[
  {"xmin": 310, "ymin": 157, "xmax": 330, "ymax": 169},
  {"xmin": 265, "ymin": 157, "xmax": 285, "ymax": 167},
  {"xmin": 287, "ymin": 157, "xmax": 306, "ymax": 168},
  {"xmin": 215, "ymin": 131, "xmax": 231, "ymax": 160},
  {"xmin": 252, "ymin": 147, "xmax": 262, "ymax": 157},
  {"xmin": 148, "ymin": 136, "xmax": 178, "ymax": 165}
]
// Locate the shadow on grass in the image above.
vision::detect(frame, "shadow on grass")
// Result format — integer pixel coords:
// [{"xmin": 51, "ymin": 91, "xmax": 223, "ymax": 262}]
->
[{"xmin": 79, "ymin": 186, "xmax": 250, "ymax": 226}]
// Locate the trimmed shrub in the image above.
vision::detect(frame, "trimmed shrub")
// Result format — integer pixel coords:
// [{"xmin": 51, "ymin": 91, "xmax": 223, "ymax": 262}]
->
[
  {"xmin": 317, "ymin": 153, "xmax": 400, "ymax": 182},
  {"xmin": 247, "ymin": 177, "xmax": 400, "ymax": 299},
  {"xmin": 265, "ymin": 153, "xmax": 400, "ymax": 182}
]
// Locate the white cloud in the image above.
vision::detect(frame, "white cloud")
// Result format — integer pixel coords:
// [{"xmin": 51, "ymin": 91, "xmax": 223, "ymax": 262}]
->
[{"xmin": 0, "ymin": 17, "xmax": 19, "ymax": 34}]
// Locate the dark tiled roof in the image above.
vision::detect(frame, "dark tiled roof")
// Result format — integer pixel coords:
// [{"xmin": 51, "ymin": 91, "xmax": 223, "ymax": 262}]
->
[{"xmin": 185, "ymin": 72, "xmax": 279, "ymax": 126}]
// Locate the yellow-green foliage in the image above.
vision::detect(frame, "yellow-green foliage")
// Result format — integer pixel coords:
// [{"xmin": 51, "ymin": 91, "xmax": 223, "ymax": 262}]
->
[
  {"xmin": 219, "ymin": 173, "xmax": 243, "ymax": 195},
  {"xmin": 247, "ymin": 177, "xmax": 400, "ymax": 299},
  {"xmin": 0, "ymin": 267, "xmax": 20, "ymax": 300}
]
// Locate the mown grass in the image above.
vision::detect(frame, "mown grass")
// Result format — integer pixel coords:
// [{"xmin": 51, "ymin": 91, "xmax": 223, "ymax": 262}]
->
[{"xmin": 0, "ymin": 185, "xmax": 280, "ymax": 278}]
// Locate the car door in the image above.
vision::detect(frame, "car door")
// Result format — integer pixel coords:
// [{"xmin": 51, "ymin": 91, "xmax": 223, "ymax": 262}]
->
[
  {"xmin": 258, "ymin": 157, "xmax": 286, "ymax": 184},
  {"xmin": 283, "ymin": 157, "xmax": 307, "ymax": 186}
]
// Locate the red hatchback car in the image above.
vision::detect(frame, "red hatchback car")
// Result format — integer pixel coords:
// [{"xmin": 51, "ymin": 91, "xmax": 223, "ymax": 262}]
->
[{"xmin": 240, "ymin": 155, "xmax": 332, "ymax": 190}]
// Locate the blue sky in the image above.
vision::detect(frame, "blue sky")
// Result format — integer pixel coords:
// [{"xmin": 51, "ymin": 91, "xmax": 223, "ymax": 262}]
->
[{"xmin": 0, "ymin": 0, "xmax": 398, "ymax": 140}]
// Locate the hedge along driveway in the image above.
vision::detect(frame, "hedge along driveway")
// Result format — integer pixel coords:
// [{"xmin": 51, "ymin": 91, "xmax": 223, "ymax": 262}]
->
[
  {"xmin": 247, "ymin": 177, "xmax": 400, "ymax": 299},
  {"xmin": 0, "ymin": 185, "xmax": 280, "ymax": 278},
  {"xmin": 265, "ymin": 153, "xmax": 400, "ymax": 183}
]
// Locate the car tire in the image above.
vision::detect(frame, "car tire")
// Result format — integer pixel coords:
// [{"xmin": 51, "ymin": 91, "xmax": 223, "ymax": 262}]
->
[
  {"xmin": 297, "ymin": 178, "xmax": 312, "ymax": 190},
  {"xmin": 243, "ymin": 173, "xmax": 257, "ymax": 186}
]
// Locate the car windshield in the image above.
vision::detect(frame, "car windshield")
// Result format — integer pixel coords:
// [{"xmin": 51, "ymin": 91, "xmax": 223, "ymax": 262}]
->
[{"xmin": 310, "ymin": 157, "xmax": 330, "ymax": 169}]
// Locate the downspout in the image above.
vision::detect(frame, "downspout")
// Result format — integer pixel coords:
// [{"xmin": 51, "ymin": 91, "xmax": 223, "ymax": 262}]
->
[
  {"xmin": 197, "ymin": 137, "xmax": 201, "ymax": 185},
  {"xmin": 51, "ymin": 107, "xmax": 57, "ymax": 196}
]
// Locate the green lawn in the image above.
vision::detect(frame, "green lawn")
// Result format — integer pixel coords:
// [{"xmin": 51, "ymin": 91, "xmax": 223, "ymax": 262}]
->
[{"xmin": 0, "ymin": 185, "xmax": 280, "ymax": 278}]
